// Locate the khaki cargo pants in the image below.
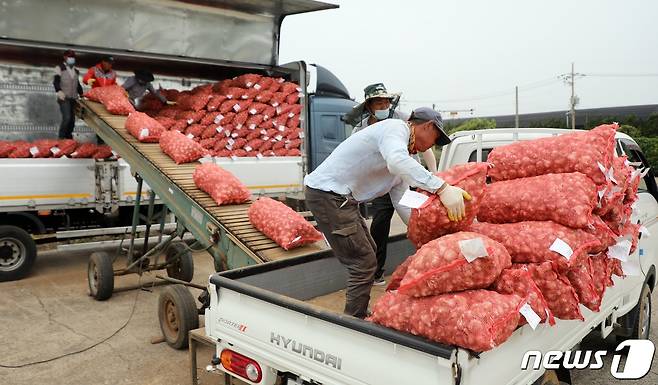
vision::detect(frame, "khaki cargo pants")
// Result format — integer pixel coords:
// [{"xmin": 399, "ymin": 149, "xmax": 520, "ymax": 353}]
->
[{"xmin": 305, "ymin": 187, "xmax": 377, "ymax": 319}]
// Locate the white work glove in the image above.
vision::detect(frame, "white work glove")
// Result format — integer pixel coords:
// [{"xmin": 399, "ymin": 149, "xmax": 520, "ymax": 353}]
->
[
  {"xmin": 56, "ymin": 90, "xmax": 66, "ymax": 101},
  {"xmin": 438, "ymin": 183, "xmax": 472, "ymax": 221}
]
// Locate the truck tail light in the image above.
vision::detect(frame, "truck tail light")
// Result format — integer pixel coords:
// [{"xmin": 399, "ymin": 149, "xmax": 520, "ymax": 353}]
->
[{"xmin": 220, "ymin": 348, "xmax": 263, "ymax": 383}]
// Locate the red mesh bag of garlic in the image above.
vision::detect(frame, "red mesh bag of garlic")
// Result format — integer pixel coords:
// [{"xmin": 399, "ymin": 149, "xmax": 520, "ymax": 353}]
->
[
  {"xmin": 248, "ymin": 197, "xmax": 323, "ymax": 250},
  {"xmin": 478, "ymin": 172, "xmax": 598, "ymax": 229},
  {"xmin": 492, "ymin": 267, "xmax": 555, "ymax": 326},
  {"xmin": 368, "ymin": 289, "xmax": 524, "ymax": 352},
  {"xmin": 487, "ymin": 124, "xmax": 617, "ymax": 187},
  {"xmin": 516, "ymin": 262, "xmax": 583, "ymax": 321},
  {"xmin": 159, "ymin": 131, "xmax": 206, "ymax": 164},
  {"xmin": 407, "ymin": 162, "xmax": 489, "ymax": 248},
  {"xmin": 469, "ymin": 221, "xmax": 601, "ymax": 273},
  {"xmin": 397, "ymin": 232, "xmax": 511, "ymax": 297},
  {"xmin": 125, "ymin": 112, "xmax": 165, "ymax": 143},
  {"xmin": 193, "ymin": 163, "xmax": 251, "ymax": 206}
]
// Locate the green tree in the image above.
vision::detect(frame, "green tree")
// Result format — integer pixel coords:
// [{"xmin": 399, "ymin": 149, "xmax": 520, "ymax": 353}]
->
[
  {"xmin": 633, "ymin": 137, "xmax": 658, "ymax": 171},
  {"xmin": 447, "ymin": 118, "xmax": 496, "ymax": 135}
]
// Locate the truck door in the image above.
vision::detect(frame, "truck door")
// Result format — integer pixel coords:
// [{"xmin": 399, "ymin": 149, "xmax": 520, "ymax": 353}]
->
[
  {"xmin": 618, "ymin": 139, "xmax": 658, "ymax": 276},
  {"xmin": 307, "ymin": 95, "xmax": 355, "ymax": 171}
]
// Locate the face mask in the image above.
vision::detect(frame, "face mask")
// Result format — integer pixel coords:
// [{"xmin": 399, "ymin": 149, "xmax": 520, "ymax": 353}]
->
[
  {"xmin": 373, "ymin": 108, "xmax": 390, "ymax": 120},
  {"xmin": 65, "ymin": 57, "xmax": 75, "ymax": 66}
]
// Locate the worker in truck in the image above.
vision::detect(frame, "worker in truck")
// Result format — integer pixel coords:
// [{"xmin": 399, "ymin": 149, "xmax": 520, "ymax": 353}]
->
[
  {"xmin": 53, "ymin": 49, "xmax": 84, "ymax": 139},
  {"xmin": 305, "ymin": 107, "xmax": 471, "ymax": 318},
  {"xmin": 83, "ymin": 56, "xmax": 117, "ymax": 88},
  {"xmin": 122, "ymin": 69, "xmax": 169, "ymax": 109},
  {"xmin": 351, "ymin": 83, "xmax": 438, "ymax": 286}
]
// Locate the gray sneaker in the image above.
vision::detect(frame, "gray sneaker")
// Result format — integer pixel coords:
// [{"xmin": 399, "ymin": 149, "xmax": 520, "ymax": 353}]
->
[{"xmin": 372, "ymin": 277, "xmax": 386, "ymax": 286}]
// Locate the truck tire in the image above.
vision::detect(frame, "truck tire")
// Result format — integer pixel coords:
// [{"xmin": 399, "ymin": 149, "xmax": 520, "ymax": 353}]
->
[
  {"xmin": 0, "ymin": 225, "xmax": 37, "ymax": 282},
  {"xmin": 158, "ymin": 284, "xmax": 199, "ymax": 349},
  {"xmin": 87, "ymin": 251, "xmax": 114, "ymax": 301},
  {"xmin": 165, "ymin": 242, "xmax": 194, "ymax": 282}
]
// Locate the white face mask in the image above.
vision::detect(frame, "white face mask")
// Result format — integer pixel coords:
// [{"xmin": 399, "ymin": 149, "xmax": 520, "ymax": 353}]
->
[
  {"xmin": 373, "ymin": 108, "xmax": 390, "ymax": 120},
  {"xmin": 65, "ymin": 57, "xmax": 75, "ymax": 66}
]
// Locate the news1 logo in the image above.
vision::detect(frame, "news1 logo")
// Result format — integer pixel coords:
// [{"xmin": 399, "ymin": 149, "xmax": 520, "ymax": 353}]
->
[{"xmin": 521, "ymin": 340, "xmax": 655, "ymax": 379}]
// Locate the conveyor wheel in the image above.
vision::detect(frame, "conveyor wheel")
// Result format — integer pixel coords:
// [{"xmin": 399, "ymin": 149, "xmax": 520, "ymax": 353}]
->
[
  {"xmin": 165, "ymin": 242, "xmax": 194, "ymax": 282},
  {"xmin": 87, "ymin": 251, "xmax": 114, "ymax": 301},
  {"xmin": 158, "ymin": 284, "xmax": 199, "ymax": 349}
]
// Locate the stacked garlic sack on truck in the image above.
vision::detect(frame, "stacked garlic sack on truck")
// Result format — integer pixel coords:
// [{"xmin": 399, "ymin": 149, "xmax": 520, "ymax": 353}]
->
[
  {"xmin": 370, "ymin": 123, "xmax": 645, "ymax": 352},
  {"xmin": 135, "ymin": 73, "xmax": 303, "ymax": 159}
]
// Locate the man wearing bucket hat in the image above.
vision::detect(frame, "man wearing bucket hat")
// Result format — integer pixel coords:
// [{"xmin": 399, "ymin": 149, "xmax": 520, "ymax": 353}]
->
[
  {"xmin": 350, "ymin": 83, "xmax": 438, "ymax": 286},
  {"xmin": 122, "ymin": 69, "xmax": 170, "ymax": 109},
  {"xmin": 304, "ymin": 107, "xmax": 471, "ymax": 318}
]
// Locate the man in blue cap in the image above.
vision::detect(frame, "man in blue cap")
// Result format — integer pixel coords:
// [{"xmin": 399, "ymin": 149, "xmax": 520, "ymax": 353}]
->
[
  {"xmin": 304, "ymin": 107, "xmax": 470, "ymax": 318},
  {"xmin": 350, "ymin": 83, "xmax": 438, "ymax": 286}
]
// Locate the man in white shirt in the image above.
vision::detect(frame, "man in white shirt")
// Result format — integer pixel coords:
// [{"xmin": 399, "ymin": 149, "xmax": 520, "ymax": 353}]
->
[
  {"xmin": 304, "ymin": 107, "xmax": 471, "ymax": 318},
  {"xmin": 350, "ymin": 83, "xmax": 438, "ymax": 286}
]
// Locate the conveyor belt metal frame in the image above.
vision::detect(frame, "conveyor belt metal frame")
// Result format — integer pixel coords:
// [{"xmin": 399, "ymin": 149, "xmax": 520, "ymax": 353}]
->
[{"xmin": 79, "ymin": 104, "xmax": 264, "ymax": 274}]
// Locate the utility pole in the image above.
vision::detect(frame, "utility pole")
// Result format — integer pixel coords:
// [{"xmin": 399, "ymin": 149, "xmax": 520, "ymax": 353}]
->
[
  {"xmin": 559, "ymin": 63, "xmax": 584, "ymax": 130},
  {"xmin": 515, "ymin": 86, "xmax": 519, "ymax": 128}
]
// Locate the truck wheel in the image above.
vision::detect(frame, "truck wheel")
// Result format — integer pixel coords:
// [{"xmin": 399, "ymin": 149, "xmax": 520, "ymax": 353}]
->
[
  {"xmin": 632, "ymin": 283, "xmax": 652, "ymax": 339},
  {"xmin": 165, "ymin": 242, "xmax": 194, "ymax": 282},
  {"xmin": 0, "ymin": 225, "xmax": 37, "ymax": 282},
  {"xmin": 158, "ymin": 284, "xmax": 199, "ymax": 349},
  {"xmin": 88, "ymin": 252, "xmax": 114, "ymax": 301}
]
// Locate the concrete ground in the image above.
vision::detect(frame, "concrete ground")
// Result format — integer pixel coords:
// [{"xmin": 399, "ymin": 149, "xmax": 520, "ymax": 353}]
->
[
  {"xmin": 0, "ymin": 247, "xmax": 225, "ymax": 385},
  {"xmin": 0, "ymin": 242, "xmax": 657, "ymax": 385}
]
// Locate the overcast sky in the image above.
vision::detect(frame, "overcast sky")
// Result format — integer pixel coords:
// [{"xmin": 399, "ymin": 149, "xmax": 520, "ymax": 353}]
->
[{"xmin": 279, "ymin": 0, "xmax": 658, "ymax": 120}]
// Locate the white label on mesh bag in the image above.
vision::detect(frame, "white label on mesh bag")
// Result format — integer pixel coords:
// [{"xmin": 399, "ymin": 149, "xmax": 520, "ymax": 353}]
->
[
  {"xmin": 458, "ymin": 238, "xmax": 489, "ymax": 263},
  {"xmin": 299, "ymin": 131, "xmax": 305, "ymax": 139},
  {"xmin": 278, "ymin": 126, "xmax": 286, "ymax": 132},
  {"xmin": 216, "ymin": 126, "xmax": 224, "ymax": 133},
  {"xmin": 187, "ymin": 133, "xmax": 194, "ymax": 139},
  {"xmin": 231, "ymin": 132, "xmax": 239, "ymax": 138},
  {"xmin": 608, "ymin": 167, "xmax": 618, "ymax": 185},
  {"xmin": 597, "ymin": 161, "xmax": 607, "ymax": 176},
  {"xmin": 253, "ymin": 84, "xmax": 261, "ymax": 90},
  {"xmin": 608, "ymin": 239, "xmax": 632, "ymax": 262},
  {"xmin": 214, "ymin": 114, "xmax": 224, "ymax": 124},
  {"xmin": 187, "ymin": 119, "xmax": 194, "ymax": 125},
  {"xmin": 244, "ymin": 146, "xmax": 252, "ymax": 152},
  {"xmin": 233, "ymin": 103, "xmax": 241, "ymax": 112},
  {"xmin": 227, "ymin": 138, "xmax": 235, "ymax": 146},
  {"xmin": 550, "ymin": 238, "xmax": 573, "ymax": 260},
  {"xmin": 249, "ymin": 108, "xmax": 257, "ymax": 115},
  {"xmin": 249, "ymin": 124, "xmax": 257, "ymax": 130},
  {"xmin": 288, "ymin": 112, "xmax": 295, "ymax": 118},
  {"xmin": 275, "ymin": 135, "xmax": 283, "ymax": 141},
  {"xmin": 519, "ymin": 303, "xmax": 541, "ymax": 330},
  {"xmin": 397, "ymin": 190, "xmax": 429, "ymax": 209},
  {"xmin": 29, "ymin": 146, "xmax": 39, "ymax": 156},
  {"xmin": 50, "ymin": 147, "xmax": 61, "ymax": 155},
  {"xmin": 262, "ymin": 136, "xmax": 269, "ymax": 141},
  {"xmin": 140, "ymin": 128, "xmax": 149, "ymax": 139},
  {"xmin": 256, "ymin": 153, "xmax": 264, "ymax": 159}
]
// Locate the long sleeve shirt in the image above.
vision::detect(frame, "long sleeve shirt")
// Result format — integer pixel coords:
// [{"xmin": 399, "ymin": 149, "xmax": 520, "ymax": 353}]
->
[
  {"xmin": 122, "ymin": 76, "xmax": 166, "ymax": 103},
  {"xmin": 304, "ymin": 118, "xmax": 445, "ymax": 223},
  {"xmin": 82, "ymin": 64, "xmax": 117, "ymax": 88}
]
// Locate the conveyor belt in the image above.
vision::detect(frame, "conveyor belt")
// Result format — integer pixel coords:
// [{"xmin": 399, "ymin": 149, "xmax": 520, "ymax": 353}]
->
[{"xmin": 79, "ymin": 100, "xmax": 329, "ymax": 265}]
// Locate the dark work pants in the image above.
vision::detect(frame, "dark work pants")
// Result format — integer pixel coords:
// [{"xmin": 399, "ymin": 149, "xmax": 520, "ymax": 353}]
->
[
  {"xmin": 58, "ymin": 98, "xmax": 76, "ymax": 139},
  {"xmin": 370, "ymin": 193, "xmax": 395, "ymax": 280},
  {"xmin": 305, "ymin": 187, "xmax": 377, "ymax": 319}
]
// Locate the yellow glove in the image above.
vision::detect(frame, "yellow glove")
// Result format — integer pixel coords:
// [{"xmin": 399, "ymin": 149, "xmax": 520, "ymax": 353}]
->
[
  {"xmin": 438, "ymin": 183, "xmax": 472, "ymax": 221},
  {"xmin": 87, "ymin": 78, "xmax": 96, "ymax": 86}
]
